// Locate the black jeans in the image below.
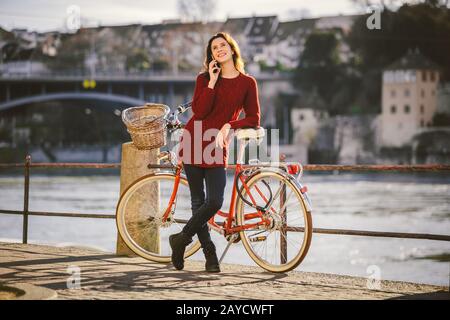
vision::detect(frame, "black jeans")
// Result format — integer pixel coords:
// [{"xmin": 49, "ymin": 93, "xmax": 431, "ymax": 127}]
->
[{"xmin": 182, "ymin": 163, "xmax": 227, "ymax": 247}]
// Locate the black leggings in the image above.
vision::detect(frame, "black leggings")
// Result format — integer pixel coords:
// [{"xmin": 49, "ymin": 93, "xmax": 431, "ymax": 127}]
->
[{"xmin": 182, "ymin": 163, "xmax": 227, "ymax": 247}]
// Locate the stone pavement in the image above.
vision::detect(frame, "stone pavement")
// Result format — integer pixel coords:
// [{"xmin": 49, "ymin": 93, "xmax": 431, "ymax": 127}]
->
[{"xmin": 0, "ymin": 242, "xmax": 448, "ymax": 300}]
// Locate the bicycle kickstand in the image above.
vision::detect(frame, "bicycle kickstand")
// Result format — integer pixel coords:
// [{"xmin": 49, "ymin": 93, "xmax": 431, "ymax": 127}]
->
[{"xmin": 219, "ymin": 233, "xmax": 239, "ymax": 264}]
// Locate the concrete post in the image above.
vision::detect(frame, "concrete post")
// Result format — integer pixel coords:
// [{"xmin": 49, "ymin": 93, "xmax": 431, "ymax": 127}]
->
[{"xmin": 116, "ymin": 142, "xmax": 160, "ymax": 256}]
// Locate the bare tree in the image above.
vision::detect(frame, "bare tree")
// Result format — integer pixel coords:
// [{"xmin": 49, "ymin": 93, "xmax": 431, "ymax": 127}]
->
[{"xmin": 177, "ymin": 0, "xmax": 216, "ymax": 23}]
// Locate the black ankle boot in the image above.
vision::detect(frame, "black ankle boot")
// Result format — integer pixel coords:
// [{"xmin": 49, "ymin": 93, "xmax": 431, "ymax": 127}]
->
[
  {"xmin": 169, "ymin": 232, "xmax": 192, "ymax": 270},
  {"xmin": 203, "ymin": 242, "xmax": 221, "ymax": 273}
]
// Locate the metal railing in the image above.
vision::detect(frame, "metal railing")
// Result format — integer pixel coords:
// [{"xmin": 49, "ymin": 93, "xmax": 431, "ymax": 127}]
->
[{"xmin": 0, "ymin": 155, "xmax": 450, "ymax": 245}]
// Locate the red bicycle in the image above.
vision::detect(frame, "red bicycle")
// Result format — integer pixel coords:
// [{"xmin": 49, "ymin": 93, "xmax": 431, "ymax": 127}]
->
[{"xmin": 116, "ymin": 103, "xmax": 313, "ymax": 272}]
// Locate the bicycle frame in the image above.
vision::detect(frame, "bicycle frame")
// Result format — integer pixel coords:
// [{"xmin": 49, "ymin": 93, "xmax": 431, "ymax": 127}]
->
[
  {"xmin": 158, "ymin": 159, "xmax": 272, "ymax": 236},
  {"xmin": 158, "ymin": 144, "xmax": 309, "ymax": 242}
]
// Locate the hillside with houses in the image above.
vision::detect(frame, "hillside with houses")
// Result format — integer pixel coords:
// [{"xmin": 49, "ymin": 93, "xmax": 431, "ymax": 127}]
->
[{"xmin": 0, "ymin": 14, "xmax": 357, "ymax": 76}]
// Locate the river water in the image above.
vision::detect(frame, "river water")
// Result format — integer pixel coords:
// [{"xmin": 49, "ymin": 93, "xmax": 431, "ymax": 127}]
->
[{"xmin": 0, "ymin": 171, "xmax": 449, "ymax": 286}]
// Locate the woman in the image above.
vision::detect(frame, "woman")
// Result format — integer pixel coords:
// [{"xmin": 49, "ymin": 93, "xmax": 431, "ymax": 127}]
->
[{"xmin": 171, "ymin": 32, "xmax": 261, "ymax": 272}]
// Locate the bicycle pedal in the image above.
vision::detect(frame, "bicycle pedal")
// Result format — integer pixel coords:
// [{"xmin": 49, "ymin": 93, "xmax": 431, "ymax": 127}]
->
[{"xmin": 249, "ymin": 236, "xmax": 267, "ymax": 242}]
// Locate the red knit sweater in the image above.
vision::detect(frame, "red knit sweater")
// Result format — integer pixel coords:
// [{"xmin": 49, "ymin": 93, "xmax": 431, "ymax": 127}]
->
[{"xmin": 178, "ymin": 72, "xmax": 261, "ymax": 168}]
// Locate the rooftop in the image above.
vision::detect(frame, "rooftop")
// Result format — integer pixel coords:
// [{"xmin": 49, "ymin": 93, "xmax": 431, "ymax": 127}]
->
[{"xmin": 386, "ymin": 48, "xmax": 440, "ymax": 71}]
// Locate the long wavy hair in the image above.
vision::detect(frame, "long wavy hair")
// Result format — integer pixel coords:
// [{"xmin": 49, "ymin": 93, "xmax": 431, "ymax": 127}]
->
[{"xmin": 201, "ymin": 32, "xmax": 245, "ymax": 78}]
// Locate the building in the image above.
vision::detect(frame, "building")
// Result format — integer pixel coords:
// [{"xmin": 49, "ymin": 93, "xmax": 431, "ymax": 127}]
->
[
  {"xmin": 291, "ymin": 108, "xmax": 327, "ymax": 145},
  {"xmin": 265, "ymin": 18, "xmax": 316, "ymax": 69},
  {"xmin": 380, "ymin": 49, "xmax": 440, "ymax": 147}
]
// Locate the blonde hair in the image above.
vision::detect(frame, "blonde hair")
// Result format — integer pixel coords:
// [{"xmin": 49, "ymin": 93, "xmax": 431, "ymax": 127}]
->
[{"xmin": 201, "ymin": 32, "xmax": 245, "ymax": 77}]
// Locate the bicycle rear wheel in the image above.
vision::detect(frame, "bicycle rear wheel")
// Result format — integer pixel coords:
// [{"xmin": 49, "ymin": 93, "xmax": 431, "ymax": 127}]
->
[
  {"xmin": 116, "ymin": 173, "xmax": 201, "ymax": 262},
  {"xmin": 236, "ymin": 171, "xmax": 312, "ymax": 272}
]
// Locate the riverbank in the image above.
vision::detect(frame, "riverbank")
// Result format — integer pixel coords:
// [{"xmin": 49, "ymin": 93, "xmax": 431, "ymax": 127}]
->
[{"xmin": 0, "ymin": 242, "xmax": 448, "ymax": 300}]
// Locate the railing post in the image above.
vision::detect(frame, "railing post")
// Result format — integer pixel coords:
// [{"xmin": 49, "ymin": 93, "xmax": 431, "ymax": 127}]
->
[
  {"xmin": 279, "ymin": 153, "xmax": 287, "ymax": 264},
  {"xmin": 22, "ymin": 155, "xmax": 31, "ymax": 244}
]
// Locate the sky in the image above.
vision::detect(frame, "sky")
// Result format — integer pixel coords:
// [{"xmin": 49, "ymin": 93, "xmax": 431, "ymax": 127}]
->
[{"xmin": 0, "ymin": 0, "xmax": 367, "ymax": 33}]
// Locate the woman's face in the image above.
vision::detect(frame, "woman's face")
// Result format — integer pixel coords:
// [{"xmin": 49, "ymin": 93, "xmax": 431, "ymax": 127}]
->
[{"xmin": 210, "ymin": 37, "xmax": 234, "ymax": 64}]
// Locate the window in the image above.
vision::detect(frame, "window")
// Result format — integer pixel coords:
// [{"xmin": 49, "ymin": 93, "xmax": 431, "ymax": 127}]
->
[
  {"xmin": 404, "ymin": 105, "xmax": 410, "ymax": 114},
  {"xmin": 422, "ymin": 70, "xmax": 427, "ymax": 82},
  {"xmin": 390, "ymin": 105, "xmax": 396, "ymax": 114},
  {"xmin": 408, "ymin": 70, "xmax": 417, "ymax": 82},
  {"xmin": 420, "ymin": 105, "xmax": 424, "ymax": 114},
  {"xmin": 430, "ymin": 71, "xmax": 435, "ymax": 82},
  {"xmin": 404, "ymin": 89, "xmax": 410, "ymax": 97},
  {"xmin": 299, "ymin": 114, "xmax": 304, "ymax": 121}
]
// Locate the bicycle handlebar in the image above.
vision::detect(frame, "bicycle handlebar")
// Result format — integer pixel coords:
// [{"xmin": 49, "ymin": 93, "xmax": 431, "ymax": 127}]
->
[
  {"xmin": 176, "ymin": 101, "xmax": 192, "ymax": 114},
  {"xmin": 166, "ymin": 101, "xmax": 192, "ymax": 131}
]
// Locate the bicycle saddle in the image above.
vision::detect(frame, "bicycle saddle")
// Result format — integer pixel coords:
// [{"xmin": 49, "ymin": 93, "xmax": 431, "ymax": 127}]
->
[{"xmin": 235, "ymin": 127, "xmax": 265, "ymax": 141}]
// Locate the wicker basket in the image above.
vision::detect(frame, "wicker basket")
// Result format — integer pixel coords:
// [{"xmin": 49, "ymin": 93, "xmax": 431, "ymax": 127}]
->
[{"xmin": 122, "ymin": 103, "xmax": 170, "ymax": 150}]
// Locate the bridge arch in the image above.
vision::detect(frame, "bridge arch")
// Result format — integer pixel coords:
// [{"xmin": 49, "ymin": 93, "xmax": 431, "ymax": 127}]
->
[{"xmin": 0, "ymin": 92, "xmax": 147, "ymax": 112}]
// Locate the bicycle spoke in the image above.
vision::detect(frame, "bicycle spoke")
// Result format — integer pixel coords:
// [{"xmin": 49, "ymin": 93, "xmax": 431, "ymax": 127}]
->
[{"xmin": 273, "ymin": 231, "xmax": 279, "ymax": 264}]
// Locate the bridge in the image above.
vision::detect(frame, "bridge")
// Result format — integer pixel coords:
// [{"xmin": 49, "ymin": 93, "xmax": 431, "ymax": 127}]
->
[
  {"xmin": 0, "ymin": 92, "xmax": 147, "ymax": 112},
  {"xmin": 0, "ymin": 72, "xmax": 200, "ymax": 111},
  {"xmin": 0, "ymin": 72, "xmax": 291, "ymax": 112}
]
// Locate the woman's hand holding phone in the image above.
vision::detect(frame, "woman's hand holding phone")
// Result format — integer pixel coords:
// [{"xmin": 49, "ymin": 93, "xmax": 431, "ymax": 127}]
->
[{"xmin": 208, "ymin": 60, "xmax": 220, "ymax": 88}]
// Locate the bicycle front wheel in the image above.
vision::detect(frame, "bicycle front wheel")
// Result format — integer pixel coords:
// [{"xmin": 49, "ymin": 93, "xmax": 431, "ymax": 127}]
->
[
  {"xmin": 236, "ymin": 170, "xmax": 312, "ymax": 272},
  {"xmin": 116, "ymin": 173, "xmax": 201, "ymax": 262}
]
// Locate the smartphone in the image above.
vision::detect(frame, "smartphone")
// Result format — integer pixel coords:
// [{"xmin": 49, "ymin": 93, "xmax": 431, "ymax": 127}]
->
[{"xmin": 212, "ymin": 60, "xmax": 220, "ymax": 73}]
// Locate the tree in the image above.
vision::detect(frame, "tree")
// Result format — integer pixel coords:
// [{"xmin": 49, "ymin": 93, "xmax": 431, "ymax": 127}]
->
[
  {"xmin": 125, "ymin": 48, "xmax": 150, "ymax": 72},
  {"xmin": 293, "ymin": 31, "xmax": 344, "ymax": 113},
  {"xmin": 177, "ymin": 0, "xmax": 216, "ymax": 23}
]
